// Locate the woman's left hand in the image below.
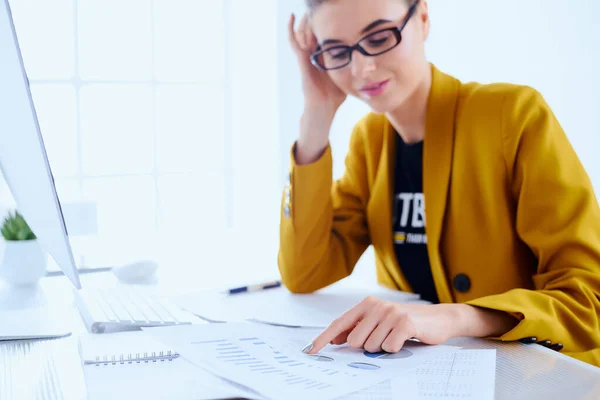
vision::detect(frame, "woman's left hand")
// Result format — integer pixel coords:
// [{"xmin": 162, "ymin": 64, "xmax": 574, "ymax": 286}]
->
[{"xmin": 303, "ymin": 296, "xmax": 518, "ymax": 355}]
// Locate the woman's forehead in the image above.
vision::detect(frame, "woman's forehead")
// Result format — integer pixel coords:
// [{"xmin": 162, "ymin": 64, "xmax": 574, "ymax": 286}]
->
[{"xmin": 310, "ymin": 0, "xmax": 409, "ymax": 43}]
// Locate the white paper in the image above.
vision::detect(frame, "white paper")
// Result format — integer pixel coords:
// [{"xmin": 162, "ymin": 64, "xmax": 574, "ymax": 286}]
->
[
  {"xmin": 264, "ymin": 326, "xmax": 460, "ymax": 376},
  {"xmin": 144, "ymin": 323, "xmax": 458, "ymax": 400},
  {"xmin": 176, "ymin": 286, "xmax": 426, "ymax": 328},
  {"xmin": 79, "ymin": 331, "xmax": 260, "ymax": 400},
  {"xmin": 341, "ymin": 350, "xmax": 496, "ymax": 399},
  {"xmin": 343, "ymin": 377, "xmax": 418, "ymax": 400},
  {"xmin": 0, "ymin": 307, "xmax": 71, "ymax": 340},
  {"xmin": 392, "ymin": 350, "xmax": 496, "ymax": 399}
]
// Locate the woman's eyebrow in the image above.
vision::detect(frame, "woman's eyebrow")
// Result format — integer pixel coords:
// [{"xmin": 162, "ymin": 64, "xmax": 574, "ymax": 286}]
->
[
  {"xmin": 320, "ymin": 39, "xmax": 343, "ymax": 47},
  {"xmin": 319, "ymin": 19, "xmax": 393, "ymax": 47},
  {"xmin": 361, "ymin": 19, "xmax": 392, "ymax": 34}
]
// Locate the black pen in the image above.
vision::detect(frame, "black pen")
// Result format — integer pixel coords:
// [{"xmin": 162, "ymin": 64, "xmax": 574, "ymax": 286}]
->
[{"xmin": 225, "ymin": 280, "xmax": 282, "ymax": 295}]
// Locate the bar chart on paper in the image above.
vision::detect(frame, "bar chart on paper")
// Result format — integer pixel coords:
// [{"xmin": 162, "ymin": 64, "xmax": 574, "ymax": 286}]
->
[
  {"xmin": 145, "ymin": 324, "xmax": 395, "ymax": 400},
  {"xmin": 188, "ymin": 335, "xmax": 385, "ymax": 399},
  {"xmin": 267, "ymin": 329, "xmax": 460, "ymax": 375}
]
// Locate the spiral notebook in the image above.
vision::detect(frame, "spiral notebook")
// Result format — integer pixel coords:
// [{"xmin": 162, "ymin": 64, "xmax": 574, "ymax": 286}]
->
[{"xmin": 79, "ymin": 331, "xmax": 259, "ymax": 400}]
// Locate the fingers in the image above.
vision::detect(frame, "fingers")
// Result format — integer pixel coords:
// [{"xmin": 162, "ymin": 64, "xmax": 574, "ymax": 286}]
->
[
  {"xmin": 306, "ymin": 302, "xmax": 367, "ymax": 354},
  {"xmin": 364, "ymin": 307, "xmax": 415, "ymax": 353},
  {"xmin": 363, "ymin": 319, "xmax": 396, "ymax": 353},
  {"xmin": 381, "ymin": 326, "xmax": 411, "ymax": 353},
  {"xmin": 331, "ymin": 328, "xmax": 353, "ymax": 345},
  {"xmin": 288, "ymin": 14, "xmax": 301, "ymax": 54},
  {"xmin": 302, "ymin": 297, "xmax": 415, "ymax": 355},
  {"xmin": 346, "ymin": 300, "xmax": 393, "ymax": 350},
  {"xmin": 288, "ymin": 13, "xmax": 316, "ymax": 55},
  {"xmin": 304, "ymin": 24, "xmax": 318, "ymax": 52},
  {"xmin": 297, "ymin": 13, "xmax": 309, "ymax": 49}
]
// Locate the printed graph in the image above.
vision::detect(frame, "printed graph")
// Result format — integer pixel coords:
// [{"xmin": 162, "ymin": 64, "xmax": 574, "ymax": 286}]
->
[
  {"xmin": 147, "ymin": 324, "xmax": 455, "ymax": 400},
  {"xmin": 190, "ymin": 336, "xmax": 373, "ymax": 394}
]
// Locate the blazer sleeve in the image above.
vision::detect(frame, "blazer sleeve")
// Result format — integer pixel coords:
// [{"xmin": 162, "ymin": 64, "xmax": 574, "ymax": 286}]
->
[
  {"xmin": 278, "ymin": 122, "xmax": 371, "ymax": 294},
  {"xmin": 465, "ymin": 87, "xmax": 600, "ymax": 358}
]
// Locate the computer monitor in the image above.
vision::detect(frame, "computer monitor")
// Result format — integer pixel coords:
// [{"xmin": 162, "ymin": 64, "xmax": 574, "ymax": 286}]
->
[{"xmin": 0, "ymin": 0, "xmax": 81, "ymax": 289}]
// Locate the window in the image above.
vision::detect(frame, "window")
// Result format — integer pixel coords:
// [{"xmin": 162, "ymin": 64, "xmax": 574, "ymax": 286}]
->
[{"xmin": 4, "ymin": 0, "xmax": 281, "ymax": 286}]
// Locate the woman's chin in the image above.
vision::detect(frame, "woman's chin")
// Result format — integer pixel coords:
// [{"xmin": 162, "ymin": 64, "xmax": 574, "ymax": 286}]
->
[
  {"xmin": 366, "ymin": 100, "xmax": 395, "ymax": 114},
  {"xmin": 363, "ymin": 93, "xmax": 408, "ymax": 115},
  {"xmin": 353, "ymin": 92, "xmax": 399, "ymax": 114}
]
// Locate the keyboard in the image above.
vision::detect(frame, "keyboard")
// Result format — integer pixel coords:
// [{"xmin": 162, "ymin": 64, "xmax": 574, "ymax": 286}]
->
[{"xmin": 74, "ymin": 287, "xmax": 195, "ymax": 333}]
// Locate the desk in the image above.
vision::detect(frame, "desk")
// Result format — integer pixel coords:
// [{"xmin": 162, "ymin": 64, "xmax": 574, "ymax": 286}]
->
[{"xmin": 1, "ymin": 272, "xmax": 600, "ymax": 400}]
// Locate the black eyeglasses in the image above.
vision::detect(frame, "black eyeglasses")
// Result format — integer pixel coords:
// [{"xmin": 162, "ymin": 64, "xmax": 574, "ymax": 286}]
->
[{"xmin": 310, "ymin": 0, "xmax": 420, "ymax": 71}]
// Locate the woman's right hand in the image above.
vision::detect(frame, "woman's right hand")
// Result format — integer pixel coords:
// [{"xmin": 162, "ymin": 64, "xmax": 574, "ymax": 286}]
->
[
  {"xmin": 288, "ymin": 13, "xmax": 346, "ymax": 114},
  {"xmin": 288, "ymin": 13, "xmax": 347, "ymax": 164}
]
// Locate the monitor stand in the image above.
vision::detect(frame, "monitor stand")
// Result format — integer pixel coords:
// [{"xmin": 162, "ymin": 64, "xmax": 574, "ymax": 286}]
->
[{"xmin": 0, "ymin": 277, "xmax": 72, "ymax": 341}]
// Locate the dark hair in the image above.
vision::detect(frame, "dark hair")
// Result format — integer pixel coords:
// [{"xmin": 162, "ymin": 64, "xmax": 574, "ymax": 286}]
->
[{"xmin": 306, "ymin": 0, "xmax": 411, "ymax": 13}]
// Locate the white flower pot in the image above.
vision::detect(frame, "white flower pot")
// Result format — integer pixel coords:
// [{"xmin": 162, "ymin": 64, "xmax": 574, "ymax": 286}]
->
[{"xmin": 0, "ymin": 239, "xmax": 47, "ymax": 286}]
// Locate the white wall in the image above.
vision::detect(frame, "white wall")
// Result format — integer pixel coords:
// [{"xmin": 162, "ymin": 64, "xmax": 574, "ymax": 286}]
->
[
  {"xmin": 276, "ymin": 0, "xmax": 600, "ymax": 283},
  {"xmin": 426, "ymin": 0, "xmax": 600, "ymax": 194}
]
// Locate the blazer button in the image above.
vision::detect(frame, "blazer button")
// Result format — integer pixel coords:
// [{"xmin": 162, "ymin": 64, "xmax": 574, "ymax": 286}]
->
[
  {"xmin": 550, "ymin": 343, "xmax": 564, "ymax": 352},
  {"xmin": 453, "ymin": 273, "xmax": 471, "ymax": 293},
  {"xmin": 519, "ymin": 337, "xmax": 538, "ymax": 344},
  {"xmin": 538, "ymin": 340, "xmax": 552, "ymax": 347}
]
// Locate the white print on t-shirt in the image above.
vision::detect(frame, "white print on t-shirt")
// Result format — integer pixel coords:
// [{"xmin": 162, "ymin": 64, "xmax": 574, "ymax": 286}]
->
[
  {"xmin": 393, "ymin": 193, "xmax": 427, "ymax": 245},
  {"xmin": 394, "ymin": 193, "xmax": 425, "ymax": 228}
]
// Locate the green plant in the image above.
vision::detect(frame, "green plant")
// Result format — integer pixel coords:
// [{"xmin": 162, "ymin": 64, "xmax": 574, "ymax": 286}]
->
[{"xmin": 1, "ymin": 211, "xmax": 36, "ymax": 241}]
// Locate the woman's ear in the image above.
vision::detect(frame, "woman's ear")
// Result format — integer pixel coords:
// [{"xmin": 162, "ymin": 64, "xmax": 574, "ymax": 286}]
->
[{"xmin": 419, "ymin": 1, "xmax": 431, "ymax": 41}]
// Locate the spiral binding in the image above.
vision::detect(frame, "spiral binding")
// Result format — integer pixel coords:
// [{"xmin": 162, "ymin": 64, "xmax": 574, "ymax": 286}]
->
[{"xmin": 87, "ymin": 350, "xmax": 180, "ymax": 366}]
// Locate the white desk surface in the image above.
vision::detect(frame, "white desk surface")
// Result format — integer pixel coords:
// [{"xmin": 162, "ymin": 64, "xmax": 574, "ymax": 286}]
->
[{"xmin": 1, "ymin": 272, "xmax": 599, "ymax": 400}]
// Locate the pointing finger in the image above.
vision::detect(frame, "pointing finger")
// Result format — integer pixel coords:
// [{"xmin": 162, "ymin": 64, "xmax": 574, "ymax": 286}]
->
[{"xmin": 303, "ymin": 305, "xmax": 366, "ymax": 355}]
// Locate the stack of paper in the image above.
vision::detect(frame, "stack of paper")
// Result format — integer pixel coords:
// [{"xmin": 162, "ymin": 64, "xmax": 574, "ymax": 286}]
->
[
  {"xmin": 78, "ymin": 331, "xmax": 259, "ymax": 400},
  {"xmin": 79, "ymin": 325, "xmax": 497, "ymax": 400},
  {"xmin": 143, "ymin": 322, "xmax": 461, "ymax": 400}
]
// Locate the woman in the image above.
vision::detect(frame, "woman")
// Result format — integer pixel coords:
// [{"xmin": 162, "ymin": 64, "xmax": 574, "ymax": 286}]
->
[{"xmin": 278, "ymin": 0, "xmax": 600, "ymax": 366}]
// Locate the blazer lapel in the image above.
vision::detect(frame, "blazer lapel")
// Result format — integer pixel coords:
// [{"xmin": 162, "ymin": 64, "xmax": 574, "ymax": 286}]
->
[
  {"xmin": 423, "ymin": 64, "xmax": 461, "ymax": 303},
  {"xmin": 367, "ymin": 118, "xmax": 412, "ymax": 291}
]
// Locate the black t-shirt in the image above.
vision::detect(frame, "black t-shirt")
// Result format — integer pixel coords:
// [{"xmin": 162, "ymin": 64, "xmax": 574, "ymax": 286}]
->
[{"xmin": 392, "ymin": 135, "xmax": 439, "ymax": 304}]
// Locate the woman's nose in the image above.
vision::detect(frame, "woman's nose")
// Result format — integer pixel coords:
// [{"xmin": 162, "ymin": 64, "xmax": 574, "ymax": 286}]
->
[{"xmin": 351, "ymin": 52, "xmax": 376, "ymax": 79}]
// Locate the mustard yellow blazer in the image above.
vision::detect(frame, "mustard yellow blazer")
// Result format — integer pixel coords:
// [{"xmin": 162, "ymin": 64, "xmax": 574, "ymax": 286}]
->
[{"xmin": 278, "ymin": 64, "xmax": 600, "ymax": 366}]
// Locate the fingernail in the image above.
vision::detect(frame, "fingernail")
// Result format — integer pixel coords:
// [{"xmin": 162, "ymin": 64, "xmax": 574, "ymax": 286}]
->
[{"xmin": 302, "ymin": 343, "xmax": 313, "ymax": 354}]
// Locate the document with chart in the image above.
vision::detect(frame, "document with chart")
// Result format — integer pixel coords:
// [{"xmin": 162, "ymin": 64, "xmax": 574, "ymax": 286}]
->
[
  {"xmin": 266, "ymin": 326, "xmax": 460, "ymax": 375},
  {"xmin": 403, "ymin": 349, "xmax": 496, "ymax": 399},
  {"xmin": 144, "ymin": 322, "xmax": 458, "ymax": 400}
]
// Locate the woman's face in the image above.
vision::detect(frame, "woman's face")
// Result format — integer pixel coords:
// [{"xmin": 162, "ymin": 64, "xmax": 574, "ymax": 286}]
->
[{"xmin": 310, "ymin": 0, "xmax": 429, "ymax": 113}]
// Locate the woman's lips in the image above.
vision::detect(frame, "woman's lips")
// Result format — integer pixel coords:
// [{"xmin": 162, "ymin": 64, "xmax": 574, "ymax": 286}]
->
[{"xmin": 359, "ymin": 80, "xmax": 390, "ymax": 97}]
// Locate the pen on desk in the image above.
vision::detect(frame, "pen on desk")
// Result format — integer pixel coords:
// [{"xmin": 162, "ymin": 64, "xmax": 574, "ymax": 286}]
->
[{"xmin": 226, "ymin": 280, "xmax": 282, "ymax": 295}]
